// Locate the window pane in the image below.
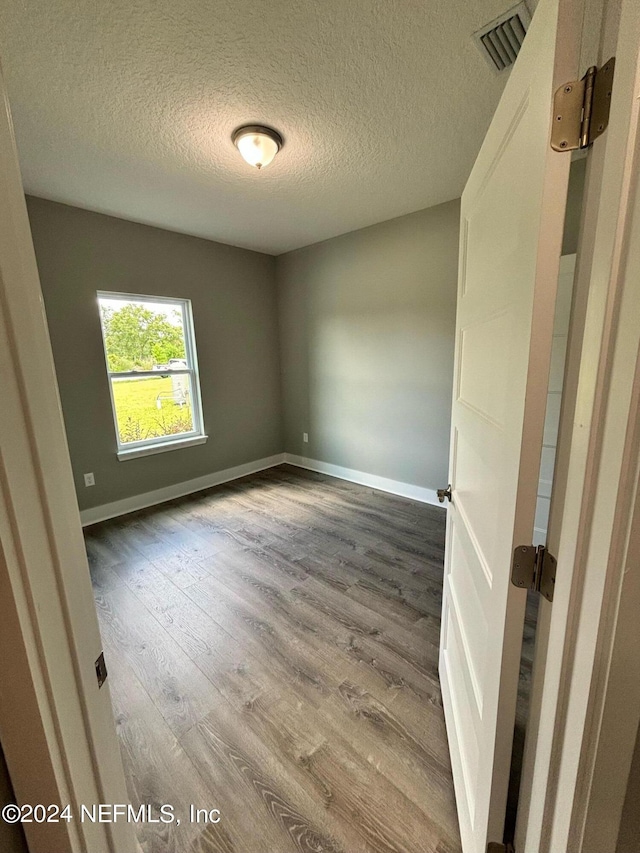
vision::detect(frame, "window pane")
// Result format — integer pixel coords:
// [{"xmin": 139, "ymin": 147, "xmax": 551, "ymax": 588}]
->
[
  {"xmin": 110, "ymin": 374, "xmax": 194, "ymax": 445},
  {"xmin": 99, "ymin": 296, "xmax": 189, "ymax": 373}
]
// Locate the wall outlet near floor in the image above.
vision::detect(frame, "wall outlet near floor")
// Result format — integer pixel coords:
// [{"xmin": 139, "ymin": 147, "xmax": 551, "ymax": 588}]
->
[
  {"xmin": 303, "ymin": 432, "xmax": 309, "ymax": 443},
  {"xmin": 84, "ymin": 472, "xmax": 95, "ymax": 487}
]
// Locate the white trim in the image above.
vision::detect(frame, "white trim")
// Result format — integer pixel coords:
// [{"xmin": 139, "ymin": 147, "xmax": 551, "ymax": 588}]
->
[
  {"xmin": 0, "ymin": 64, "xmax": 137, "ymax": 851},
  {"xmin": 81, "ymin": 452, "xmax": 443, "ymax": 526},
  {"xmin": 284, "ymin": 454, "xmax": 443, "ymax": 507},
  {"xmin": 517, "ymin": 0, "xmax": 640, "ymax": 848},
  {"xmin": 117, "ymin": 433, "xmax": 208, "ymax": 461},
  {"xmin": 80, "ymin": 454, "xmax": 286, "ymax": 526}
]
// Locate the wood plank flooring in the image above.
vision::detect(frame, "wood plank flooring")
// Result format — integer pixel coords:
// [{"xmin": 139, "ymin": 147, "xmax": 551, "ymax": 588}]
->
[{"xmin": 85, "ymin": 465, "xmax": 461, "ymax": 853}]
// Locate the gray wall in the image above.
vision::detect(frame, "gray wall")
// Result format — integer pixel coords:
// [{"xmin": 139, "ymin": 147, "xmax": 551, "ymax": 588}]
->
[
  {"xmin": 277, "ymin": 200, "xmax": 460, "ymax": 491},
  {"xmin": 27, "ymin": 197, "xmax": 283, "ymax": 511},
  {"xmin": 30, "ymin": 164, "xmax": 584, "ymax": 511}
]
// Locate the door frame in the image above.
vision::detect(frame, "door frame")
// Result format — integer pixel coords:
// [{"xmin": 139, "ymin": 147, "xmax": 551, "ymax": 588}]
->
[
  {"xmin": 0, "ymin": 64, "xmax": 138, "ymax": 853},
  {"xmin": 517, "ymin": 0, "xmax": 640, "ymax": 848}
]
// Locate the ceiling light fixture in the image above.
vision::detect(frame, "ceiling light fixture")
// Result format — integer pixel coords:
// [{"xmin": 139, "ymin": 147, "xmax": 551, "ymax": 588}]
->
[{"xmin": 232, "ymin": 124, "xmax": 283, "ymax": 170}]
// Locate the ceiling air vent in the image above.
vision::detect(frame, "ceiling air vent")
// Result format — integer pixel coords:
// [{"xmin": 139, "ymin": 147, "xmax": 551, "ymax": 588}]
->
[{"xmin": 473, "ymin": 2, "xmax": 531, "ymax": 72}]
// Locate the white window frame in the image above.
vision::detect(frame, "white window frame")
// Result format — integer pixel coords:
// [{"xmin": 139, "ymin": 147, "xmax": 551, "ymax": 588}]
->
[{"xmin": 97, "ymin": 291, "xmax": 207, "ymax": 461}]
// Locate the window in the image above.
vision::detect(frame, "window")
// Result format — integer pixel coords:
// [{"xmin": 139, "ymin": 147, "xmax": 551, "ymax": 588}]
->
[{"xmin": 97, "ymin": 292, "xmax": 206, "ymax": 460}]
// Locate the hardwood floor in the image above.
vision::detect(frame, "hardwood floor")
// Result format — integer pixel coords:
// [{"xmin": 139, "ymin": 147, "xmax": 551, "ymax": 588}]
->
[{"xmin": 85, "ymin": 464, "xmax": 462, "ymax": 853}]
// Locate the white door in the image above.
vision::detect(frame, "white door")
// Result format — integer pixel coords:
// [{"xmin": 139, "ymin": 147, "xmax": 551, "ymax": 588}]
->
[{"xmin": 439, "ymin": 0, "xmax": 583, "ymax": 849}]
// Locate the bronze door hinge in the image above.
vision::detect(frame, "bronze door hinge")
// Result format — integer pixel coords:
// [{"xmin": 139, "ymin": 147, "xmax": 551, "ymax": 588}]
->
[
  {"xmin": 551, "ymin": 57, "xmax": 615, "ymax": 151},
  {"xmin": 511, "ymin": 544, "xmax": 556, "ymax": 602}
]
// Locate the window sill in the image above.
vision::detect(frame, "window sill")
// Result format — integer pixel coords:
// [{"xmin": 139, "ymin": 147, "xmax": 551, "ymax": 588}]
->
[{"xmin": 117, "ymin": 434, "xmax": 208, "ymax": 461}]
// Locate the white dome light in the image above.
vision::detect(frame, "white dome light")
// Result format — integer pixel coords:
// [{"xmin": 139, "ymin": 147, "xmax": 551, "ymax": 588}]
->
[{"xmin": 232, "ymin": 125, "xmax": 283, "ymax": 170}]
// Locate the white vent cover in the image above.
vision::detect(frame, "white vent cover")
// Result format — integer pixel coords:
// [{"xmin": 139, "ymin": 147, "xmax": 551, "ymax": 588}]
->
[{"xmin": 473, "ymin": 2, "xmax": 531, "ymax": 72}]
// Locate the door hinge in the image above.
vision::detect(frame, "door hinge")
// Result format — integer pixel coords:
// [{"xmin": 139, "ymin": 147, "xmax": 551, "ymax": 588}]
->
[
  {"xmin": 551, "ymin": 57, "xmax": 615, "ymax": 151},
  {"xmin": 511, "ymin": 544, "xmax": 556, "ymax": 602},
  {"xmin": 95, "ymin": 651, "xmax": 108, "ymax": 689},
  {"xmin": 437, "ymin": 484, "xmax": 452, "ymax": 503}
]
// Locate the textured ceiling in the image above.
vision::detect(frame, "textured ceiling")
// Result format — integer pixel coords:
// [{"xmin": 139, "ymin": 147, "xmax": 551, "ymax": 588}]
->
[{"xmin": 0, "ymin": 0, "xmax": 527, "ymax": 254}]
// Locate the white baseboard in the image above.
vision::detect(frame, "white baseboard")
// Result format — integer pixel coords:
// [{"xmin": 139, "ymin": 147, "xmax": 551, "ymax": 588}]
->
[
  {"xmin": 80, "ymin": 453, "xmax": 286, "ymax": 526},
  {"xmin": 284, "ymin": 454, "xmax": 442, "ymax": 507},
  {"xmin": 80, "ymin": 451, "xmax": 443, "ymax": 526}
]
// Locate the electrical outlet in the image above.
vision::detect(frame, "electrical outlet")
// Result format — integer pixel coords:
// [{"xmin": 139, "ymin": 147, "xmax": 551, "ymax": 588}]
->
[
  {"xmin": 84, "ymin": 472, "xmax": 95, "ymax": 487},
  {"xmin": 303, "ymin": 432, "xmax": 309, "ymax": 443}
]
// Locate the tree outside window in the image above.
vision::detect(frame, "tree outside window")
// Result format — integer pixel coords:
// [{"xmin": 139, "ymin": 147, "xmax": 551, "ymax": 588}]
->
[{"xmin": 97, "ymin": 293, "xmax": 204, "ymax": 451}]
